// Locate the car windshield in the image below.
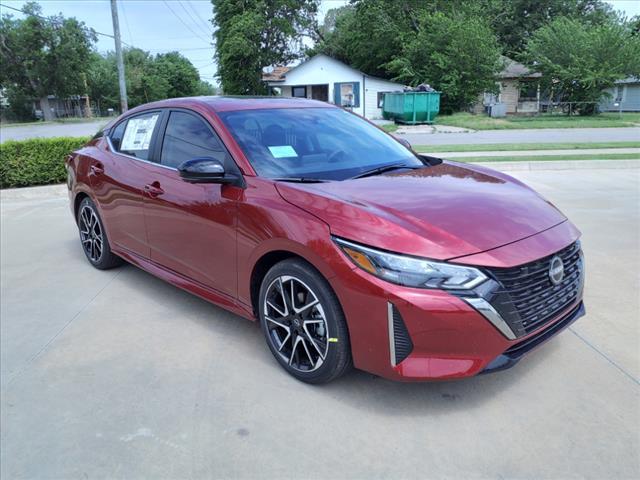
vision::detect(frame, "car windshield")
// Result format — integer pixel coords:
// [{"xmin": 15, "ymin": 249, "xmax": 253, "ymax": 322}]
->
[{"xmin": 218, "ymin": 107, "xmax": 423, "ymax": 181}]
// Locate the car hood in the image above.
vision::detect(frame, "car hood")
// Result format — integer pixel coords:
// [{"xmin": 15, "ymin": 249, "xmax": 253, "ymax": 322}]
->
[{"xmin": 275, "ymin": 161, "xmax": 567, "ymax": 260}]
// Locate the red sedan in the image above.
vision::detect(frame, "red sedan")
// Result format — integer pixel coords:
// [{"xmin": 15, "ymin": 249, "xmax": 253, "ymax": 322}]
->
[{"xmin": 66, "ymin": 96, "xmax": 585, "ymax": 383}]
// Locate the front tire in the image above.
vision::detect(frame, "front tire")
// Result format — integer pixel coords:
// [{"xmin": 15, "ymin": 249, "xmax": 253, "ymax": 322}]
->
[
  {"xmin": 77, "ymin": 197, "xmax": 123, "ymax": 270},
  {"xmin": 258, "ymin": 258, "xmax": 352, "ymax": 384}
]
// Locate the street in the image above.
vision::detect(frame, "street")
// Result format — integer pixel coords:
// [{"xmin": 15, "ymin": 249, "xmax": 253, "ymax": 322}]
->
[
  {"xmin": 1, "ymin": 168, "xmax": 639, "ymax": 479},
  {"xmin": 0, "ymin": 120, "xmax": 107, "ymax": 143}
]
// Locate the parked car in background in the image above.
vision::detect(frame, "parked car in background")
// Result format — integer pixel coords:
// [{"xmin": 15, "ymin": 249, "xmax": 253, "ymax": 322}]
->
[{"xmin": 66, "ymin": 96, "xmax": 585, "ymax": 383}]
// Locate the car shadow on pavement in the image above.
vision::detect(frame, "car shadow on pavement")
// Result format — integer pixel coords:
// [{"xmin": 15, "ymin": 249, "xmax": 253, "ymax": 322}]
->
[{"xmin": 104, "ymin": 259, "xmax": 562, "ymax": 417}]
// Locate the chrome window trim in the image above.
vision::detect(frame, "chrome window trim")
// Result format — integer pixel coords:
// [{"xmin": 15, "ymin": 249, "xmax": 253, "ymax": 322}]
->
[
  {"xmin": 105, "ymin": 135, "xmax": 177, "ymax": 172},
  {"xmin": 463, "ymin": 297, "xmax": 517, "ymax": 340}
]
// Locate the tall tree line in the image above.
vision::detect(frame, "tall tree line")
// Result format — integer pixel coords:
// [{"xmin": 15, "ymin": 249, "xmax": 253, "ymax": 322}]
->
[
  {"xmin": 214, "ymin": 0, "xmax": 639, "ymax": 113},
  {"xmin": 0, "ymin": 2, "xmax": 215, "ymax": 121}
]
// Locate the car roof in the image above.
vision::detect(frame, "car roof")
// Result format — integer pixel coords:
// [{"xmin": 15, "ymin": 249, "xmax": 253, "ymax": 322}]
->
[{"xmin": 126, "ymin": 96, "xmax": 336, "ymax": 113}]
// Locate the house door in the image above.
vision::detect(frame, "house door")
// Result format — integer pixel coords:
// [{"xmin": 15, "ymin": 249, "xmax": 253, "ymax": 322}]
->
[{"xmin": 311, "ymin": 85, "xmax": 329, "ymax": 102}]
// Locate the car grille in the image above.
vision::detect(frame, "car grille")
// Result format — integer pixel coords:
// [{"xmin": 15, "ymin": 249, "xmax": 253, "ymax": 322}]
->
[{"xmin": 486, "ymin": 241, "xmax": 584, "ymax": 338}]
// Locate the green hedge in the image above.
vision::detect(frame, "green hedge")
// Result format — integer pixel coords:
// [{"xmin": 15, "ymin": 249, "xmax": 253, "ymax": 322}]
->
[{"xmin": 0, "ymin": 136, "xmax": 90, "ymax": 188}]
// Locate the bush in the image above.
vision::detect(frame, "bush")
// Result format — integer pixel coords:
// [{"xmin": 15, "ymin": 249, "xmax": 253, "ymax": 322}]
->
[{"xmin": 0, "ymin": 136, "xmax": 90, "ymax": 188}]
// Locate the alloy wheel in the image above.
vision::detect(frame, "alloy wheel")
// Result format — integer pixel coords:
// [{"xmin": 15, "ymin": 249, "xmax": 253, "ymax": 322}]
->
[
  {"xmin": 79, "ymin": 205, "xmax": 103, "ymax": 263},
  {"xmin": 263, "ymin": 275, "xmax": 329, "ymax": 372}
]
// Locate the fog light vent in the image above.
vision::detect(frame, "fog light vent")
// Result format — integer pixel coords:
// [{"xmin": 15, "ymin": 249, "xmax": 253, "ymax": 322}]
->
[{"xmin": 388, "ymin": 303, "xmax": 413, "ymax": 366}]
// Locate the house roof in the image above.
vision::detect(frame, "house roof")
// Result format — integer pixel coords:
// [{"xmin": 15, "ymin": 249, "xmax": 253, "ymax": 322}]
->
[
  {"xmin": 262, "ymin": 66, "xmax": 290, "ymax": 82},
  {"xmin": 615, "ymin": 77, "xmax": 639, "ymax": 84},
  {"xmin": 500, "ymin": 56, "xmax": 541, "ymax": 79},
  {"xmin": 262, "ymin": 54, "xmax": 404, "ymax": 86}
]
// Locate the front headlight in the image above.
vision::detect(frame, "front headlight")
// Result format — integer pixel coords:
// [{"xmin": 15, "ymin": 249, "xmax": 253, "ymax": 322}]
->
[{"xmin": 334, "ymin": 237, "xmax": 487, "ymax": 290}]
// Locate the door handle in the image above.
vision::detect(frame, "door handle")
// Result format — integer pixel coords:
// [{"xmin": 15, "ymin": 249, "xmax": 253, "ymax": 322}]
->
[
  {"xmin": 90, "ymin": 163, "xmax": 104, "ymax": 175},
  {"xmin": 144, "ymin": 182, "xmax": 164, "ymax": 198}
]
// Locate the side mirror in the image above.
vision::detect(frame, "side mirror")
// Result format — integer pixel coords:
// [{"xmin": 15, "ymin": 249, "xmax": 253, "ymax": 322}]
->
[
  {"xmin": 178, "ymin": 157, "xmax": 241, "ymax": 185},
  {"xmin": 397, "ymin": 138, "xmax": 412, "ymax": 150}
]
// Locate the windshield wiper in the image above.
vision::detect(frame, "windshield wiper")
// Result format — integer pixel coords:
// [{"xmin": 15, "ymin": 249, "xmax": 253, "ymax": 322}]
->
[
  {"xmin": 271, "ymin": 177, "xmax": 330, "ymax": 183},
  {"xmin": 348, "ymin": 163, "xmax": 420, "ymax": 180}
]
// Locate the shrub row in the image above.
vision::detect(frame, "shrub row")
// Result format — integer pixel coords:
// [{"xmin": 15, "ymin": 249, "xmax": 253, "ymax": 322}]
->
[{"xmin": 0, "ymin": 136, "xmax": 90, "ymax": 188}]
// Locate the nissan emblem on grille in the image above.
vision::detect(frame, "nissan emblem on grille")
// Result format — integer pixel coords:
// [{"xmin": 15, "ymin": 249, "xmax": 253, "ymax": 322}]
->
[{"xmin": 549, "ymin": 256, "xmax": 565, "ymax": 285}]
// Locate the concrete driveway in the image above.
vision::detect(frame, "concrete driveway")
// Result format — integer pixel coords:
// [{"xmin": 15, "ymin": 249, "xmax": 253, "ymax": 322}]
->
[{"xmin": 1, "ymin": 168, "xmax": 639, "ymax": 479}]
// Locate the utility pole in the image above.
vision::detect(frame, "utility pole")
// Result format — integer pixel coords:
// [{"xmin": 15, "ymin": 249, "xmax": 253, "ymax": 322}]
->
[{"xmin": 110, "ymin": 0, "xmax": 128, "ymax": 113}]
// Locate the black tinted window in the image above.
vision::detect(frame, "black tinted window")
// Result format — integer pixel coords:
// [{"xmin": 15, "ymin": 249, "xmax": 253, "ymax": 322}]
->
[
  {"xmin": 113, "ymin": 111, "xmax": 161, "ymax": 160},
  {"xmin": 161, "ymin": 111, "xmax": 226, "ymax": 169},
  {"xmin": 109, "ymin": 121, "xmax": 126, "ymax": 151}
]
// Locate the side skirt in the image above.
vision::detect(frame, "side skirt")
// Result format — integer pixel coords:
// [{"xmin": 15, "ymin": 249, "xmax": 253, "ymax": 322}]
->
[{"xmin": 113, "ymin": 246, "xmax": 256, "ymax": 322}]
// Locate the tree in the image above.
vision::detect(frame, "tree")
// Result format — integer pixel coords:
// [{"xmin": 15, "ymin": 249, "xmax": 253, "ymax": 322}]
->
[
  {"xmin": 483, "ymin": 0, "xmax": 616, "ymax": 56},
  {"xmin": 314, "ymin": 1, "xmax": 502, "ymax": 112},
  {"xmin": 525, "ymin": 16, "xmax": 640, "ymax": 113},
  {"xmin": 384, "ymin": 11, "xmax": 503, "ymax": 112},
  {"xmin": 212, "ymin": 0, "xmax": 320, "ymax": 94},
  {"xmin": 154, "ymin": 52, "xmax": 200, "ymax": 99},
  {"xmin": 87, "ymin": 49, "xmax": 208, "ymax": 112},
  {"xmin": 312, "ymin": 0, "xmax": 425, "ymax": 78},
  {"xmin": 0, "ymin": 2, "xmax": 96, "ymax": 120}
]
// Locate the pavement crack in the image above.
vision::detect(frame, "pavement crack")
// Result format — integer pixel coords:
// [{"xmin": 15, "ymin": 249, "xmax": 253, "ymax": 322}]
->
[
  {"xmin": 568, "ymin": 326, "xmax": 639, "ymax": 386},
  {"xmin": 4, "ymin": 270, "xmax": 122, "ymax": 388}
]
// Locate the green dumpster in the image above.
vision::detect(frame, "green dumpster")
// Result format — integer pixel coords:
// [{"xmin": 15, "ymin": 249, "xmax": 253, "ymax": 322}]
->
[{"xmin": 382, "ymin": 91, "xmax": 441, "ymax": 124}]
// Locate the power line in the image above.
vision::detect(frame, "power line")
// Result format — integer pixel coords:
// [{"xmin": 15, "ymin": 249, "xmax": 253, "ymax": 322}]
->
[
  {"xmin": 177, "ymin": 0, "xmax": 210, "ymax": 39},
  {"xmin": 186, "ymin": 0, "xmax": 213, "ymax": 36},
  {"xmin": 119, "ymin": 0, "xmax": 135, "ymax": 44},
  {"xmin": 162, "ymin": 0, "xmax": 210, "ymax": 45},
  {"xmin": 0, "ymin": 2, "xmax": 132, "ymax": 47}
]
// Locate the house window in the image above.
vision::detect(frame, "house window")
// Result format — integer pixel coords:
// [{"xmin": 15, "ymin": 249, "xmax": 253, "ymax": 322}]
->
[
  {"xmin": 291, "ymin": 86, "xmax": 307, "ymax": 98},
  {"xmin": 333, "ymin": 82, "xmax": 360, "ymax": 108},
  {"xmin": 615, "ymin": 85, "xmax": 624, "ymax": 101},
  {"xmin": 377, "ymin": 92, "xmax": 385, "ymax": 108},
  {"xmin": 519, "ymin": 82, "xmax": 538, "ymax": 101}
]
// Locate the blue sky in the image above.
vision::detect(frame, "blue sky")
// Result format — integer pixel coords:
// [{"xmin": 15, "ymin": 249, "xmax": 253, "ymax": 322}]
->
[{"xmin": 0, "ymin": 0, "xmax": 637, "ymax": 86}]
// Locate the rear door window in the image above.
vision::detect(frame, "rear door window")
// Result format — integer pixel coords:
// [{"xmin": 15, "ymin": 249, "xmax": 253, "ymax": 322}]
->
[
  {"xmin": 160, "ymin": 111, "xmax": 228, "ymax": 169},
  {"xmin": 111, "ymin": 111, "xmax": 161, "ymax": 160}
]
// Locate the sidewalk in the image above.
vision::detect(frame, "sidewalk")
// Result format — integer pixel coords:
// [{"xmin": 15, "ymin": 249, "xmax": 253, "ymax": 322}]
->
[{"xmin": 434, "ymin": 147, "xmax": 640, "ymax": 158}]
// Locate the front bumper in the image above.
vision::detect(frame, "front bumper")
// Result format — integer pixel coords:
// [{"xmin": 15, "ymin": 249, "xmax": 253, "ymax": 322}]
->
[{"xmin": 328, "ymin": 223, "xmax": 584, "ymax": 381}]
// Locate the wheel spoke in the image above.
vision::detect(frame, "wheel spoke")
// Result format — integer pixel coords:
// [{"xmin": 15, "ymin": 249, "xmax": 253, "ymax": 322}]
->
[
  {"xmin": 276, "ymin": 278, "xmax": 290, "ymax": 316},
  {"xmin": 265, "ymin": 316, "xmax": 290, "ymax": 331},
  {"xmin": 277, "ymin": 331, "xmax": 291, "ymax": 352},
  {"xmin": 293, "ymin": 298, "xmax": 319, "ymax": 316},
  {"xmin": 299, "ymin": 337, "xmax": 316, "ymax": 369},
  {"xmin": 266, "ymin": 300, "xmax": 286, "ymax": 318},
  {"xmin": 289, "ymin": 336, "xmax": 301, "ymax": 366},
  {"xmin": 303, "ymin": 326, "xmax": 326, "ymax": 360}
]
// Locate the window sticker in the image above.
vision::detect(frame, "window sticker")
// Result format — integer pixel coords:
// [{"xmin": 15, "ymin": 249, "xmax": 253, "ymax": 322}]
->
[
  {"xmin": 268, "ymin": 145, "xmax": 298, "ymax": 158},
  {"xmin": 121, "ymin": 114, "xmax": 159, "ymax": 151}
]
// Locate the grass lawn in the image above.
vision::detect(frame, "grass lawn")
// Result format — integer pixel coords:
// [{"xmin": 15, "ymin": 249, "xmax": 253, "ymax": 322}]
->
[
  {"xmin": 380, "ymin": 123, "xmax": 399, "ymax": 133},
  {"xmin": 444, "ymin": 153, "xmax": 640, "ymax": 163},
  {"xmin": 414, "ymin": 141, "xmax": 640, "ymax": 153},
  {"xmin": 433, "ymin": 112, "xmax": 640, "ymax": 130}
]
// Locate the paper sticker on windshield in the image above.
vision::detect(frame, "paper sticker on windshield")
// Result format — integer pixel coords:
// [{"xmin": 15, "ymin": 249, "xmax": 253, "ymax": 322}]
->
[
  {"xmin": 268, "ymin": 145, "xmax": 298, "ymax": 158},
  {"xmin": 121, "ymin": 114, "xmax": 159, "ymax": 151}
]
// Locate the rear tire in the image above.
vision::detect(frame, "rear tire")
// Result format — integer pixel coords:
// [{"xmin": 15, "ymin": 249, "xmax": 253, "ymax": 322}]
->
[
  {"xmin": 258, "ymin": 258, "xmax": 352, "ymax": 384},
  {"xmin": 77, "ymin": 197, "xmax": 123, "ymax": 270}
]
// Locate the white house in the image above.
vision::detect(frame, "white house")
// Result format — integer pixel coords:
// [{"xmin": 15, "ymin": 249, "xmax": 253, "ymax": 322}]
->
[{"xmin": 262, "ymin": 54, "xmax": 405, "ymax": 120}]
